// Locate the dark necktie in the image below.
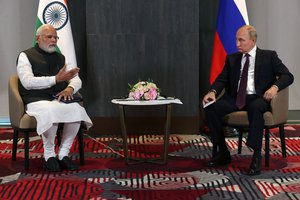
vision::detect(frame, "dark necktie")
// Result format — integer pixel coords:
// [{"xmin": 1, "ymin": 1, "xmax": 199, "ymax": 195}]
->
[{"xmin": 236, "ymin": 53, "xmax": 250, "ymax": 109}]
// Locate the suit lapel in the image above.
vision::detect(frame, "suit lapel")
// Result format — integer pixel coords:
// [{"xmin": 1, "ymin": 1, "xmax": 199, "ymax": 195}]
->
[{"xmin": 254, "ymin": 48, "xmax": 263, "ymax": 84}]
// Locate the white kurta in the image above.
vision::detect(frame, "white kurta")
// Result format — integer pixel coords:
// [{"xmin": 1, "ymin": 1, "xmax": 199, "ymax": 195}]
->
[
  {"xmin": 17, "ymin": 52, "xmax": 93, "ymax": 135},
  {"xmin": 26, "ymin": 100, "xmax": 92, "ymax": 134}
]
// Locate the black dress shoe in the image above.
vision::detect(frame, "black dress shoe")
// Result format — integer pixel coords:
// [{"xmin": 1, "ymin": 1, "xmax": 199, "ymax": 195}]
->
[
  {"xmin": 58, "ymin": 156, "xmax": 79, "ymax": 171},
  {"xmin": 44, "ymin": 157, "xmax": 62, "ymax": 172},
  {"xmin": 207, "ymin": 151, "xmax": 231, "ymax": 167},
  {"xmin": 244, "ymin": 156, "xmax": 261, "ymax": 176}
]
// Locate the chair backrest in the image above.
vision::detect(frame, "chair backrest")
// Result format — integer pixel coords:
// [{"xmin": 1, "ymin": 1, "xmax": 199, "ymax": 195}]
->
[
  {"xmin": 8, "ymin": 75, "xmax": 38, "ymax": 129},
  {"xmin": 8, "ymin": 75, "xmax": 25, "ymax": 128},
  {"xmin": 270, "ymin": 87, "xmax": 289, "ymax": 125}
]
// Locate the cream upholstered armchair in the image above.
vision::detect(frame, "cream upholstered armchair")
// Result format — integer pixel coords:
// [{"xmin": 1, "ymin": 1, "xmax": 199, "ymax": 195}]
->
[
  {"xmin": 223, "ymin": 87, "xmax": 289, "ymax": 167},
  {"xmin": 8, "ymin": 75, "xmax": 85, "ymax": 170}
]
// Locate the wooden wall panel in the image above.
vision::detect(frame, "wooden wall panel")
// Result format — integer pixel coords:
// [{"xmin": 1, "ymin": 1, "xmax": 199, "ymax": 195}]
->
[
  {"xmin": 68, "ymin": 0, "xmax": 219, "ymax": 133},
  {"xmin": 84, "ymin": 0, "xmax": 200, "ymax": 117}
]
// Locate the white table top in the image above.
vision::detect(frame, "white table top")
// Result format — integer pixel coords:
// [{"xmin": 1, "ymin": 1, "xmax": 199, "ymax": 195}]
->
[{"xmin": 111, "ymin": 98, "xmax": 183, "ymax": 106}]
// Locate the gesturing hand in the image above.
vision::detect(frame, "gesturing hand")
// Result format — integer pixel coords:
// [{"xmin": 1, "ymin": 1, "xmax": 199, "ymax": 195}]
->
[{"xmin": 55, "ymin": 65, "xmax": 80, "ymax": 83}]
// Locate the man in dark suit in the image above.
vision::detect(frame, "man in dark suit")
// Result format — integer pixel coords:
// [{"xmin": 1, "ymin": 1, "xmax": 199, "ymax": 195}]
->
[{"xmin": 202, "ymin": 25, "xmax": 294, "ymax": 175}]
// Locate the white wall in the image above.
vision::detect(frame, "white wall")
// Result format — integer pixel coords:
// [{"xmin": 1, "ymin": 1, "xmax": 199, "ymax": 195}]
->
[
  {"xmin": 0, "ymin": 0, "xmax": 37, "ymax": 120},
  {"xmin": 247, "ymin": 0, "xmax": 300, "ymax": 109}
]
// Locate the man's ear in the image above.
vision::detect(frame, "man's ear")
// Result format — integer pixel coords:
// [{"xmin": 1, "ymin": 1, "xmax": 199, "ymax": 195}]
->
[{"xmin": 35, "ymin": 35, "xmax": 40, "ymax": 42}]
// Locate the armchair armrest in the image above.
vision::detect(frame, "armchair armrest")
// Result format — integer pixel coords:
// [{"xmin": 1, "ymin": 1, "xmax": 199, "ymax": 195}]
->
[
  {"xmin": 75, "ymin": 92, "xmax": 84, "ymax": 106},
  {"xmin": 270, "ymin": 87, "xmax": 289, "ymax": 124}
]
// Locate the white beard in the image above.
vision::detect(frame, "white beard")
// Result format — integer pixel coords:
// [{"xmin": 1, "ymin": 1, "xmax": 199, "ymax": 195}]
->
[{"xmin": 39, "ymin": 43, "xmax": 56, "ymax": 53}]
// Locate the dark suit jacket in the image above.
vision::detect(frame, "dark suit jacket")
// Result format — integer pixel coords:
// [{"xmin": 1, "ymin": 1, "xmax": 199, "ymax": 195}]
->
[{"xmin": 211, "ymin": 48, "xmax": 294, "ymax": 98}]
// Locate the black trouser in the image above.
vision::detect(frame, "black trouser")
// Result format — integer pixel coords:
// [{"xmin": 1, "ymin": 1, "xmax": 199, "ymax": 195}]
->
[{"xmin": 204, "ymin": 93, "xmax": 270, "ymax": 151}]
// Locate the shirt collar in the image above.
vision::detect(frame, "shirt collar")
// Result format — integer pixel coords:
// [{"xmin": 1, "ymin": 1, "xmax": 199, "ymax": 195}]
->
[{"xmin": 244, "ymin": 45, "xmax": 257, "ymax": 58}]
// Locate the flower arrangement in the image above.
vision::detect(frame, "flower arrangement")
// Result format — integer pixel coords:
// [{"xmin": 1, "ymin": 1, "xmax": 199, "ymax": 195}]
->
[{"xmin": 128, "ymin": 80, "xmax": 160, "ymax": 100}]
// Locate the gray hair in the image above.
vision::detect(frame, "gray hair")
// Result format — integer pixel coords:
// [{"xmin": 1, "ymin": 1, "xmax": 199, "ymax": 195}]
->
[
  {"xmin": 36, "ymin": 24, "xmax": 55, "ymax": 36},
  {"xmin": 243, "ymin": 25, "xmax": 258, "ymax": 42}
]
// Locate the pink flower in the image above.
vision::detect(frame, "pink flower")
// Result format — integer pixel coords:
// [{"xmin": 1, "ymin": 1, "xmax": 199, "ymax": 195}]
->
[
  {"xmin": 144, "ymin": 92, "xmax": 151, "ymax": 100},
  {"xmin": 129, "ymin": 80, "xmax": 160, "ymax": 100},
  {"xmin": 148, "ymin": 88, "xmax": 158, "ymax": 100}
]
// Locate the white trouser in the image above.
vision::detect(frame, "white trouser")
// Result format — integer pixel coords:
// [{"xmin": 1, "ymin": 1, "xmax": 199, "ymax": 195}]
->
[{"xmin": 41, "ymin": 121, "xmax": 81, "ymax": 161}]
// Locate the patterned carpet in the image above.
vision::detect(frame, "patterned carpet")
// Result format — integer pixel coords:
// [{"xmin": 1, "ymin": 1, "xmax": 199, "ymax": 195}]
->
[{"xmin": 0, "ymin": 125, "xmax": 300, "ymax": 199}]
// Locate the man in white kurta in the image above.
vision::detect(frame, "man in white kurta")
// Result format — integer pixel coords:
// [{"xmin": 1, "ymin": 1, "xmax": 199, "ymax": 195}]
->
[{"xmin": 17, "ymin": 24, "xmax": 92, "ymax": 172}]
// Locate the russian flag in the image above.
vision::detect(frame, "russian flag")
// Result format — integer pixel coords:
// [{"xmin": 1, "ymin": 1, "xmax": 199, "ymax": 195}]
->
[{"xmin": 209, "ymin": 0, "xmax": 249, "ymax": 84}]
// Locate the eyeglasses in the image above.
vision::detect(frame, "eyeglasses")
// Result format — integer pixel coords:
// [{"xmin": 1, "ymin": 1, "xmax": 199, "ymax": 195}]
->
[{"xmin": 41, "ymin": 34, "xmax": 59, "ymax": 40}]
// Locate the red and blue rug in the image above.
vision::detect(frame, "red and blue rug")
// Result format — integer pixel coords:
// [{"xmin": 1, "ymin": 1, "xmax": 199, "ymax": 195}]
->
[{"xmin": 0, "ymin": 125, "xmax": 300, "ymax": 199}]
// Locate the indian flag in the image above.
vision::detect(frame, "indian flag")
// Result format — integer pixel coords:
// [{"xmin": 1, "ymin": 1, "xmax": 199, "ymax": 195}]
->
[{"xmin": 34, "ymin": 0, "xmax": 77, "ymax": 69}]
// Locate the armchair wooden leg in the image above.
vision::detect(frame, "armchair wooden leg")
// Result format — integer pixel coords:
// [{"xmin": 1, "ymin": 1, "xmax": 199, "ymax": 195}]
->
[
  {"xmin": 12, "ymin": 130, "xmax": 19, "ymax": 161},
  {"xmin": 212, "ymin": 144, "xmax": 218, "ymax": 158},
  {"xmin": 24, "ymin": 131, "xmax": 30, "ymax": 170},
  {"xmin": 77, "ymin": 127, "xmax": 85, "ymax": 165},
  {"xmin": 265, "ymin": 128, "xmax": 270, "ymax": 167},
  {"xmin": 238, "ymin": 129, "xmax": 243, "ymax": 154},
  {"xmin": 279, "ymin": 125, "xmax": 286, "ymax": 158}
]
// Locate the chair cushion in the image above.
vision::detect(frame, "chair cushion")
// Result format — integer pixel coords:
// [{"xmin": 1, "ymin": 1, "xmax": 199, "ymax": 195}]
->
[{"xmin": 224, "ymin": 111, "xmax": 275, "ymax": 126}]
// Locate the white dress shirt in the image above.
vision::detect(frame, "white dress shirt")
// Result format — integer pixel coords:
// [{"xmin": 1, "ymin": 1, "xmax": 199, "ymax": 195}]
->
[{"xmin": 238, "ymin": 45, "xmax": 257, "ymax": 94}]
